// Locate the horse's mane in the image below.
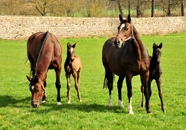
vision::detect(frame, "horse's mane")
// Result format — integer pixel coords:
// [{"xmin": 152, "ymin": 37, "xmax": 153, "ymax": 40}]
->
[
  {"xmin": 132, "ymin": 25, "xmax": 146, "ymax": 53},
  {"xmin": 32, "ymin": 31, "xmax": 49, "ymax": 77}
]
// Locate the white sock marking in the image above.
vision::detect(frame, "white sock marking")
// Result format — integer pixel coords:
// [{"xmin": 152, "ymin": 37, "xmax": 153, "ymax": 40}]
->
[
  {"xmin": 109, "ymin": 95, "xmax": 113, "ymax": 107},
  {"xmin": 128, "ymin": 98, "xmax": 134, "ymax": 114},
  {"xmin": 118, "ymin": 100, "xmax": 124, "ymax": 108}
]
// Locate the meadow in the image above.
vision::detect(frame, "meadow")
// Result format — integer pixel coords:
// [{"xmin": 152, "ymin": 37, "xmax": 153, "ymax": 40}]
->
[{"xmin": 0, "ymin": 33, "xmax": 186, "ymax": 129}]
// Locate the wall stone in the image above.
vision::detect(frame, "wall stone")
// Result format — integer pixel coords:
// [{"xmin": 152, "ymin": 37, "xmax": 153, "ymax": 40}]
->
[{"xmin": 0, "ymin": 16, "xmax": 186, "ymax": 40}]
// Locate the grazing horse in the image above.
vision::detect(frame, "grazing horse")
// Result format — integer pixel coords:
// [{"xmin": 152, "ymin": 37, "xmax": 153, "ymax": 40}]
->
[
  {"xmin": 26, "ymin": 31, "xmax": 62, "ymax": 108},
  {"xmin": 141, "ymin": 43, "xmax": 165, "ymax": 112},
  {"xmin": 64, "ymin": 43, "xmax": 82, "ymax": 104},
  {"xmin": 102, "ymin": 15, "xmax": 151, "ymax": 114}
]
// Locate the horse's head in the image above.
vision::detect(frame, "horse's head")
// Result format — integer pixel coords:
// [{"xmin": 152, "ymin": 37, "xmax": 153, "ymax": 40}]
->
[
  {"xmin": 26, "ymin": 75, "xmax": 45, "ymax": 108},
  {"xmin": 67, "ymin": 42, "xmax": 76, "ymax": 62},
  {"xmin": 115, "ymin": 14, "xmax": 134, "ymax": 48},
  {"xmin": 152, "ymin": 43, "xmax": 162, "ymax": 64}
]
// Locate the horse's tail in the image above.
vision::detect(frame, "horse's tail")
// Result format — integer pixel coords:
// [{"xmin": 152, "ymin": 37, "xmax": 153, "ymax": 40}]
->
[
  {"xmin": 33, "ymin": 31, "xmax": 49, "ymax": 76},
  {"xmin": 103, "ymin": 71, "xmax": 115, "ymax": 90}
]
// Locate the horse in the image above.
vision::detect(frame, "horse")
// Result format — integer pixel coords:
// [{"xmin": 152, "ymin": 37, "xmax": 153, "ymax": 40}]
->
[
  {"xmin": 102, "ymin": 14, "xmax": 152, "ymax": 114},
  {"xmin": 26, "ymin": 31, "xmax": 62, "ymax": 108},
  {"xmin": 64, "ymin": 43, "xmax": 82, "ymax": 104},
  {"xmin": 141, "ymin": 43, "xmax": 165, "ymax": 112}
]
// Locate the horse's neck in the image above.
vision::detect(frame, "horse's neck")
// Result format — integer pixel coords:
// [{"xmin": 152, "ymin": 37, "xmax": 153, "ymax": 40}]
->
[
  {"xmin": 66, "ymin": 56, "xmax": 73, "ymax": 65},
  {"xmin": 34, "ymin": 58, "xmax": 50, "ymax": 81},
  {"xmin": 132, "ymin": 26, "xmax": 145, "ymax": 53},
  {"xmin": 150, "ymin": 57, "xmax": 159, "ymax": 70}
]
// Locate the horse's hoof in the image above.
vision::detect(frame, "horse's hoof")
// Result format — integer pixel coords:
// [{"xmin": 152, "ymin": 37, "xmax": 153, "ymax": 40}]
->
[
  {"xmin": 68, "ymin": 100, "xmax": 71, "ymax": 104},
  {"xmin": 57, "ymin": 102, "xmax": 62, "ymax": 106},
  {"xmin": 118, "ymin": 100, "xmax": 124, "ymax": 108},
  {"xmin": 129, "ymin": 111, "xmax": 134, "ymax": 114},
  {"xmin": 80, "ymin": 99, "xmax": 82, "ymax": 102},
  {"xmin": 41, "ymin": 100, "xmax": 46, "ymax": 104},
  {"xmin": 147, "ymin": 111, "xmax": 152, "ymax": 114},
  {"xmin": 162, "ymin": 108, "xmax": 166, "ymax": 113}
]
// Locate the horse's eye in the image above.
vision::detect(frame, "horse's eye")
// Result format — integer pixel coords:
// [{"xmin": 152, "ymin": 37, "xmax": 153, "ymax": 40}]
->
[{"xmin": 125, "ymin": 28, "xmax": 129, "ymax": 30}]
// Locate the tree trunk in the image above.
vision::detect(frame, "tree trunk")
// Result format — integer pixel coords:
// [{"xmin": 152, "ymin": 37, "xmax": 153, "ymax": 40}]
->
[
  {"xmin": 181, "ymin": 0, "xmax": 184, "ymax": 16},
  {"xmin": 128, "ymin": 0, "xmax": 130, "ymax": 15},
  {"xmin": 117, "ymin": 0, "xmax": 123, "ymax": 16},
  {"xmin": 151, "ymin": 0, "xmax": 154, "ymax": 17},
  {"xmin": 167, "ymin": 0, "xmax": 171, "ymax": 16},
  {"xmin": 137, "ymin": 0, "xmax": 140, "ymax": 17}
]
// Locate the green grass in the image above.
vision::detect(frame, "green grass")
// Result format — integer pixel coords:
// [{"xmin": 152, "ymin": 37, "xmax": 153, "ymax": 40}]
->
[{"xmin": 0, "ymin": 33, "xmax": 186, "ymax": 129}]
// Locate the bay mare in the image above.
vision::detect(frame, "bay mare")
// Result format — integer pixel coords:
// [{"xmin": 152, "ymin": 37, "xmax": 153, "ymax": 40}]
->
[
  {"xmin": 102, "ymin": 15, "xmax": 152, "ymax": 114},
  {"xmin": 26, "ymin": 31, "xmax": 62, "ymax": 108}
]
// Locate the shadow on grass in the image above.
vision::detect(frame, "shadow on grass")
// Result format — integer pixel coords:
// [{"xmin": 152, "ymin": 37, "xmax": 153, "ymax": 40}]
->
[
  {"xmin": 0, "ymin": 95, "xmax": 30, "ymax": 108},
  {"xmin": 0, "ymin": 95, "xmax": 128, "ymax": 114},
  {"xmin": 29, "ymin": 102, "xmax": 129, "ymax": 114}
]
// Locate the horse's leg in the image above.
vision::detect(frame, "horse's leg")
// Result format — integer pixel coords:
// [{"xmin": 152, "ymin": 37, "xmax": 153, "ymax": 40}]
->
[
  {"xmin": 55, "ymin": 65, "xmax": 62, "ymax": 106},
  {"xmin": 73, "ymin": 71, "xmax": 82, "ymax": 102},
  {"xmin": 141, "ymin": 84, "xmax": 144, "ymax": 107},
  {"xmin": 103, "ymin": 66, "xmax": 114, "ymax": 107},
  {"xmin": 141, "ymin": 72, "xmax": 152, "ymax": 114},
  {"xmin": 141, "ymin": 79, "xmax": 152, "ymax": 108},
  {"xmin": 156, "ymin": 77, "xmax": 165, "ymax": 112},
  {"xmin": 66, "ymin": 73, "xmax": 71, "ymax": 104},
  {"xmin": 117, "ymin": 76, "xmax": 124, "ymax": 108},
  {"xmin": 126, "ymin": 75, "xmax": 134, "ymax": 114},
  {"xmin": 77, "ymin": 70, "xmax": 82, "ymax": 102},
  {"xmin": 41, "ymin": 81, "xmax": 47, "ymax": 104}
]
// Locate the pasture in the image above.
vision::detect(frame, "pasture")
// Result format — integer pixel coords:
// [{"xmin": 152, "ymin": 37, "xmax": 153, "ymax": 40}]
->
[{"xmin": 0, "ymin": 33, "xmax": 186, "ymax": 129}]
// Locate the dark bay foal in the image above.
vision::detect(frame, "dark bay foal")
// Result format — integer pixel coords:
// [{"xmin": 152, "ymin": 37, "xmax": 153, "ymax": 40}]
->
[
  {"xmin": 64, "ymin": 43, "xmax": 82, "ymax": 104},
  {"xmin": 141, "ymin": 43, "xmax": 165, "ymax": 112}
]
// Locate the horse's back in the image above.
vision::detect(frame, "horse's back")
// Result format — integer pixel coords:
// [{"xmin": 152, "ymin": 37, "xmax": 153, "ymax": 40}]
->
[{"xmin": 27, "ymin": 32, "xmax": 62, "ymax": 67}]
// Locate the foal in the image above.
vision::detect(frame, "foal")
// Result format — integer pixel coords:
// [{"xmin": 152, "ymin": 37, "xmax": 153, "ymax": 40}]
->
[
  {"xmin": 141, "ymin": 43, "xmax": 165, "ymax": 112},
  {"xmin": 64, "ymin": 43, "xmax": 82, "ymax": 104}
]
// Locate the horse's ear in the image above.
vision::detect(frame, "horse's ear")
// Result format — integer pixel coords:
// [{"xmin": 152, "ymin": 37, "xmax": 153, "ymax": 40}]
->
[
  {"xmin": 153, "ymin": 43, "xmax": 156, "ymax": 48},
  {"xmin": 127, "ymin": 14, "xmax": 131, "ymax": 23},
  {"xmin": 159, "ymin": 43, "xmax": 162, "ymax": 48},
  {"xmin": 26, "ymin": 76, "xmax": 32, "ymax": 82},
  {"xmin": 119, "ymin": 14, "xmax": 123, "ymax": 22},
  {"xmin": 73, "ymin": 43, "xmax": 76, "ymax": 48},
  {"xmin": 67, "ymin": 42, "xmax": 70, "ymax": 48}
]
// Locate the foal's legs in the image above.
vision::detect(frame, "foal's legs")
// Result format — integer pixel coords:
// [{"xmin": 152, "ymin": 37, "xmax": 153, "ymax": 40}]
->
[
  {"xmin": 41, "ymin": 81, "xmax": 47, "ymax": 104},
  {"xmin": 117, "ymin": 76, "xmax": 124, "ymax": 108},
  {"xmin": 156, "ymin": 77, "xmax": 165, "ymax": 112},
  {"xmin": 73, "ymin": 71, "xmax": 82, "ymax": 102},
  {"xmin": 55, "ymin": 66, "xmax": 62, "ymax": 106},
  {"xmin": 66, "ymin": 73, "xmax": 71, "ymax": 104},
  {"xmin": 126, "ymin": 75, "xmax": 134, "ymax": 114}
]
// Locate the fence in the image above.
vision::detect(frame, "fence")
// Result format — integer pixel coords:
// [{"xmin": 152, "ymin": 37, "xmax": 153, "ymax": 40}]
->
[{"xmin": 0, "ymin": 16, "xmax": 186, "ymax": 40}]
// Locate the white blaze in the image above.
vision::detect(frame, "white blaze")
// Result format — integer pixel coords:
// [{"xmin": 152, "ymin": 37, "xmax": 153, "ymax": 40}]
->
[
  {"xmin": 70, "ymin": 48, "xmax": 74, "ymax": 53},
  {"xmin": 31, "ymin": 86, "xmax": 34, "ymax": 91},
  {"xmin": 120, "ymin": 24, "xmax": 125, "ymax": 31}
]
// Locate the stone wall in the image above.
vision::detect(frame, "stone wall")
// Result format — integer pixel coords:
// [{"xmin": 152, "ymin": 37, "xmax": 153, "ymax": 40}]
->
[{"xmin": 0, "ymin": 15, "xmax": 186, "ymax": 40}]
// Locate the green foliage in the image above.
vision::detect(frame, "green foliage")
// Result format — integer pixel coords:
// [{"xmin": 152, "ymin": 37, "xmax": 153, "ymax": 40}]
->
[{"xmin": 0, "ymin": 34, "xmax": 186, "ymax": 129}]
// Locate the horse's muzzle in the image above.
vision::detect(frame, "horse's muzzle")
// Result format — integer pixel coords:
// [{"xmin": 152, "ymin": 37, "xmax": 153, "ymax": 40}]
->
[
  {"xmin": 32, "ymin": 103, "xmax": 39, "ymax": 108},
  {"xmin": 114, "ymin": 39, "xmax": 121, "ymax": 46}
]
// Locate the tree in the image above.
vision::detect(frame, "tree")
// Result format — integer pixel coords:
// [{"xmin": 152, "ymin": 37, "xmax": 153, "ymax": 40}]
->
[
  {"xmin": 181, "ymin": 0, "xmax": 184, "ymax": 16},
  {"xmin": 151, "ymin": 0, "xmax": 154, "ymax": 17}
]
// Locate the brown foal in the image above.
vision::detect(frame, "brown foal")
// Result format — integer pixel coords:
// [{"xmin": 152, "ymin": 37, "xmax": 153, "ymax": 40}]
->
[{"xmin": 64, "ymin": 43, "xmax": 82, "ymax": 104}]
